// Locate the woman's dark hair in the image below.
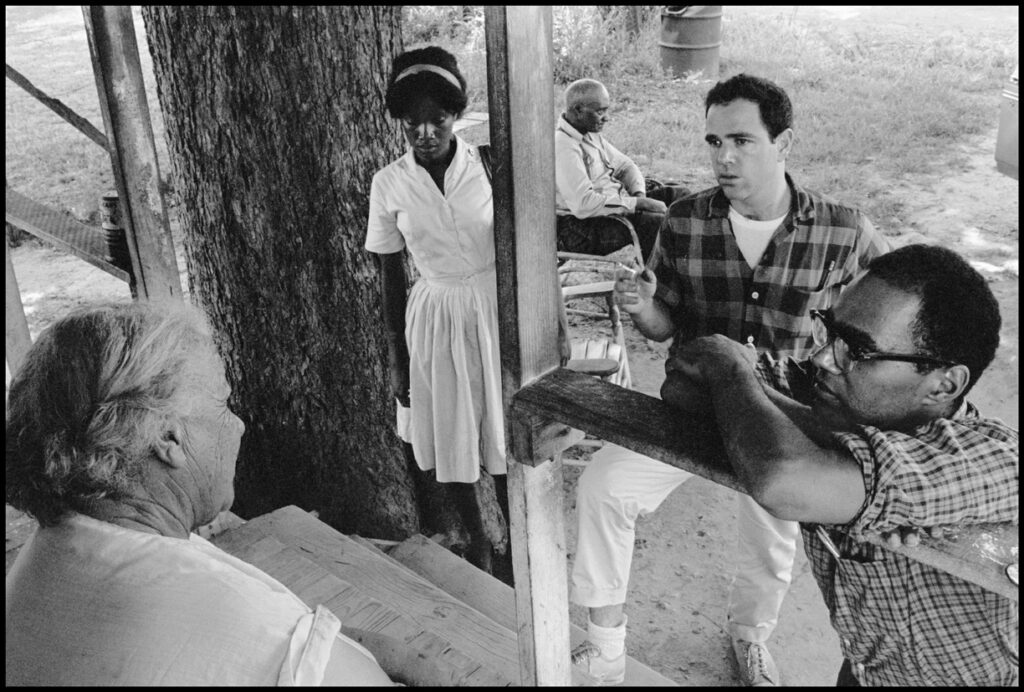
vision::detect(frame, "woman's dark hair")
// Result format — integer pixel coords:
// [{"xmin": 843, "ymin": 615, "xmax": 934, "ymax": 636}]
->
[
  {"xmin": 385, "ymin": 46, "xmax": 468, "ymax": 119},
  {"xmin": 705, "ymin": 73, "xmax": 793, "ymax": 140},
  {"xmin": 866, "ymin": 243, "xmax": 1001, "ymax": 398}
]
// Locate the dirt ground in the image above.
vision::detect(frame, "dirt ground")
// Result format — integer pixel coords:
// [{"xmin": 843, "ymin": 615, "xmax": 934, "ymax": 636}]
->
[
  {"xmin": 558, "ymin": 124, "xmax": 1018, "ymax": 686},
  {"xmin": 6, "ymin": 4, "xmax": 1018, "ymax": 687},
  {"xmin": 7, "ymin": 128, "xmax": 1017, "ymax": 687}
]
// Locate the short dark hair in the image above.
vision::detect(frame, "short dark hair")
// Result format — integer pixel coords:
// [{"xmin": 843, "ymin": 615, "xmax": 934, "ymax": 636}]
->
[
  {"xmin": 385, "ymin": 46, "xmax": 468, "ymax": 119},
  {"xmin": 866, "ymin": 244, "xmax": 1001, "ymax": 397},
  {"xmin": 705, "ymin": 73, "xmax": 793, "ymax": 140}
]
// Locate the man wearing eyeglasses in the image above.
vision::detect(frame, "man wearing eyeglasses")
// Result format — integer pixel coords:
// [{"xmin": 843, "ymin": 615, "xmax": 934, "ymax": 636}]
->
[
  {"xmin": 665, "ymin": 243, "xmax": 1017, "ymax": 686},
  {"xmin": 571, "ymin": 73, "xmax": 889, "ymax": 686}
]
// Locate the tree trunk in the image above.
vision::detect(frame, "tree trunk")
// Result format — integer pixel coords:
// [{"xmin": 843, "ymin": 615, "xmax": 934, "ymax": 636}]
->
[{"xmin": 141, "ymin": 6, "xmax": 426, "ymax": 539}]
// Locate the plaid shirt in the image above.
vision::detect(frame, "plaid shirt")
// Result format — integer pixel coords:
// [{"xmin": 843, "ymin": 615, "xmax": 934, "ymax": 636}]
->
[
  {"xmin": 759, "ymin": 357, "xmax": 1020, "ymax": 686},
  {"xmin": 653, "ymin": 175, "xmax": 890, "ymax": 361}
]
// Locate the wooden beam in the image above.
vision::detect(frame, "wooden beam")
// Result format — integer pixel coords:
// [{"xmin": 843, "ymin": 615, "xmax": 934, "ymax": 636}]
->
[
  {"xmin": 5, "ymin": 239, "xmax": 33, "ymax": 380},
  {"xmin": 82, "ymin": 6, "xmax": 182, "ymax": 304},
  {"xmin": 6, "ymin": 187, "xmax": 132, "ymax": 284},
  {"xmin": 513, "ymin": 367, "xmax": 1020, "ymax": 602},
  {"xmin": 5, "ymin": 63, "xmax": 110, "ymax": 151},
  {"xmin": 214, "ymin": 507, "xmax": 518, "ymax": 685},
  {"xmin": 484, "ymin": 5, "xmax": 572, "ymax": 686},
  {"xmin": 388, "ymin": 533, "xmax": 679, "ymax": 686}
]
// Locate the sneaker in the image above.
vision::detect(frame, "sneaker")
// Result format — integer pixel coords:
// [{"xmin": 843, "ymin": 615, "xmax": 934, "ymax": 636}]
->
[
  {"xmin": 732, "ymin": 638, "xmax": 780, "ymax": 687},
  {"xmin": 571, "ymin": 640, "xmax": 626, "ymax": 686}
]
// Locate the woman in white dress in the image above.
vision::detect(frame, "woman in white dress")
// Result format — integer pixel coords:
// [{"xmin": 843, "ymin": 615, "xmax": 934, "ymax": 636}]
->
[{"xmin": 366, "ymin": 46, "xmax": 508, "ymax": 574}]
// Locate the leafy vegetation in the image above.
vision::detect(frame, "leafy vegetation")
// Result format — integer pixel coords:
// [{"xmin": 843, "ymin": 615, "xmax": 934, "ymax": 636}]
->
[{"xmin": 403, "ymin": 5, "xmax": 1018, "ymax": 235}]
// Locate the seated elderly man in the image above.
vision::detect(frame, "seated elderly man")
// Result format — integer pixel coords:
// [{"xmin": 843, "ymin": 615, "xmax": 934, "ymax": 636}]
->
[
  {"xmin": 5, "ymin": 302, "xmax": 443, "ymax": 686},
  {"xmin": 658, "ymin": 244, "xmax": 1018, "ymax": 686},
  {"xmin": 555, "ymin": 78, "xmax": 689, "ymax": 263}
]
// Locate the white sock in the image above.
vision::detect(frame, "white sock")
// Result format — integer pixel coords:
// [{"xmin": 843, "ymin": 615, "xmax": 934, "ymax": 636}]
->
[{"xmin": 587, "ymin": 615, "xmax": 627, "ymax": 659}]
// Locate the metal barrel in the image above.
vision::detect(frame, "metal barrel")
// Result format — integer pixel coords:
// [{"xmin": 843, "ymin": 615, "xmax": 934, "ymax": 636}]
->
[
  {"xmin": 995, "ymin": 66, "xmax": 1018, "ymax": 180},
  {"xmin": 659, "ymin": 6, "xmax": 723, "ymax": 79},
  {"xmin": 100, "ymin": 191, "xmax": 132, "ymax": 271}
]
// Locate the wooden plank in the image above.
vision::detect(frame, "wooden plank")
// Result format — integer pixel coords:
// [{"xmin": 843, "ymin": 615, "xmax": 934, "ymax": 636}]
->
[
  {"xmin": 5, "ymin": 239, "xmax": 33, "ymax": 379},
  {"xmin": 511, "ymin": 411, "xmax": 585, "ymax": 463},
  {"xmin": 217, "ymin": 530, "xmax": 511, "ymax": 686},
  {"xmin": 485, "ymin": 6, "xmax": 572, "ymax": 685},
  {"xmin": 453, "ymin": 111, "xmax": 489, "ymax": 133},
  {"xmin": 390, "ymin": 534, "xmax": 679, "ymax": 686},
  {"xmin": 212, "ymin": 506, "xmax": 519, "ymax": 685},
  {"xmin": 6, "ymin": 188, "xmax": 131, "ymax": 283},
  {"xmin": 513, "ymin": 368, "xmax": 1019, "ymax": 602},
  {"xmin": 82, "ymin": 6, "xmax": 182, "ymax": 304},
  {"xmin": 5, "ymin": 63, "xmax": 110, "ymax": 151}
]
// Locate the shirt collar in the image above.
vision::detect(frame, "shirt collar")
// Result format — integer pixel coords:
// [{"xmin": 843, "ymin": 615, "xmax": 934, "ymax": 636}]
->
[
  {"xmin": 401, "ymin": 135, "xmax": 469, "ymax": 177},
  {"xmin": 710, "ymin": 173, "xmax": 817, "ymax": 224},
  {"xmin": 557, "ymin": 114, "xmax": 590, "ymax": 144}
]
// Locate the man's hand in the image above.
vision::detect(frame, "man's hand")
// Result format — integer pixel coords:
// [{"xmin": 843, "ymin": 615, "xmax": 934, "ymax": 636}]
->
[
  {"xmin": 634, "ymin": 197, "xmax": 667, "ymax": 215},
  {"xmin": 669, "ymin": 335, "xmax": 759, "ymax": 388},
  {"xmin": 660, "ymin": 370, "xmax": 712, "ymax": 412},
  {"xmin": 612, "ymin": 265, "xmax": 656, "ymax": 315},
  {"xmin": 870, "ymin": 525, "xmax": 951, "ymax": 548}
]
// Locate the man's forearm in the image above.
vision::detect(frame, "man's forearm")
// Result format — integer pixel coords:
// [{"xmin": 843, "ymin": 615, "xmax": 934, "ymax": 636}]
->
[
  {"xmin": 628, "ymin": 298, "xmax": 676, "ymax": 341},
  {"xmin": 761, "ymin": 387, "xmax": 847, "ymax": 447},
  {"xmin": 707, "ymin": 366, "xmax": 864, "ymax": 523}
]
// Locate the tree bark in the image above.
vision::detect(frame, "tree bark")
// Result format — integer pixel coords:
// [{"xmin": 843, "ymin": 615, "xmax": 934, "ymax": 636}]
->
[{"xmin": 141, "ymin": 6, "xmax": 424, "ymax": 538}]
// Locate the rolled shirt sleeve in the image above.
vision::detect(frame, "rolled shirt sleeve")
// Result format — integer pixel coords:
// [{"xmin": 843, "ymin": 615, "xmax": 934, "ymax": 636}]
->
[
  {"xmin": 365, "ymin": 170, "xmax": 407, "ymax": 254},
  {"xmin": 832, "ymin": 410, "xmax": 1019, "ymax": 537}
]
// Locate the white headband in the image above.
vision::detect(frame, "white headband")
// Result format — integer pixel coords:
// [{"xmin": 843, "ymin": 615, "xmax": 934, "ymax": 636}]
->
[{"xmin": 395, "ymin": 64, "xmax": 461, "ymax": 90}]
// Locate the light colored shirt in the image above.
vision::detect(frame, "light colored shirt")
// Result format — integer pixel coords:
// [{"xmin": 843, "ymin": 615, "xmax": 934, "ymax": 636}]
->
[
  {"xmin": 5, "ymin": 513, "xmax": 382, "ymax": 686},
  {"xmin": 554, "ymin": 114, "xmax": 643, "ymax": 218},
  {"xmin": 366, "ymin": 136, "xmax": 494, "ymax": 280},
  {"xmin": 728, "ymin": 205, "xmax": 786, "ymax": 269}
]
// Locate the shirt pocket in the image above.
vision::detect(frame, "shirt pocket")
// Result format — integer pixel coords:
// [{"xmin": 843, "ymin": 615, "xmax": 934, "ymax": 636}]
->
[{"xmin": 786, "ymin": 258, "xmax": 842, "ymax": 294}]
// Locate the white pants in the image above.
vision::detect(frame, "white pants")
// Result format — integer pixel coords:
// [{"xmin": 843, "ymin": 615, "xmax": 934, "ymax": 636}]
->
[{"xmin": 571, "ymin": 443, "xmax": 799, "ymax": 644}]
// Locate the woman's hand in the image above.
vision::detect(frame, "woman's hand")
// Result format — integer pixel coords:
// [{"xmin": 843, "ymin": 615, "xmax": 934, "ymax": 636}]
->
[{"xmin": 387, "ymin": 337, "xmax": 410, "ymax": 407}]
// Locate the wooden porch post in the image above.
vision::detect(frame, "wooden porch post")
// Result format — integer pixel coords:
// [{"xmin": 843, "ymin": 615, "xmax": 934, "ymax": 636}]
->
[
  {"xmin": 82, "ymin": 6, "xmax": 181, "ymax": 303},
  {"xmin": 484, "ymin": 6, "xmax": 573, "ymax": 685},
  {"xmin": 5, "ymin": 238, "xmax": 33, "ymax": 381}
]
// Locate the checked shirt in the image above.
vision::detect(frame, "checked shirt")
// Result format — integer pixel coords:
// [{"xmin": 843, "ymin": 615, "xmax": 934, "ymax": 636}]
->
[
  {"xmin": 652, "ymin": 174, "xmax": 890, "ymax": 362},
  {"xmin": 760, "ymin": 357, "xmax": 1020, "ymax": 686}
]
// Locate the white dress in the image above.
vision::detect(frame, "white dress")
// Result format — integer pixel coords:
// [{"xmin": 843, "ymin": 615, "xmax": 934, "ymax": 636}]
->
[{"xmin": 366, "ymin": 136, "xmax": 506, "ymax": 483}]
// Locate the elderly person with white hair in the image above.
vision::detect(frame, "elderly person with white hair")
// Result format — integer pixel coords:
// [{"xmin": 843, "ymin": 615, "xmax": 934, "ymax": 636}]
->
[
  {"xmin": 5, "ymin": 302, "xmax": 444, "ymax": 686},
  {"xmin": 555, "ymin": 78, "xmax": 690, "ymax": 263}
]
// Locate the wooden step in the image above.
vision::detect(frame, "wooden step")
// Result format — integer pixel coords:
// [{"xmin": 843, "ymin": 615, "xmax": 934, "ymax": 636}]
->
[
  {"xmin": 389, "ymin": 533, "xmax": 679, "ymax": 686},
  {"xmin": 213, "ymin": 506, "xmax": 518, "ymax": 686}
]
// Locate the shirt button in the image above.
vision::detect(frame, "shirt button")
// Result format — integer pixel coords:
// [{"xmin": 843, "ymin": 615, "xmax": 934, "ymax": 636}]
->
[
  {"xmin": 746, "ymin": 336, "xmax": 755, "ymax": 345},
  {"xmin": 751, "ymin": 291, "xmax": 760, "ymax": 300}
]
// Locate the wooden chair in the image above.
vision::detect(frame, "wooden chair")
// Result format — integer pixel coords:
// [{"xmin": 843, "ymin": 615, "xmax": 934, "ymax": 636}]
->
[{"xmin": 558, "ymin": 216, "xmax": 642, "ymax": 390}]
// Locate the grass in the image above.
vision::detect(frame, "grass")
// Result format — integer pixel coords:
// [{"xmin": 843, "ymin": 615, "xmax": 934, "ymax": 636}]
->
[
  {"xmin": 5, "ymin": 6, "xmax": 169, "ymax": 242},
  {"xmin": 413, "ymin": 6, "xmax": 1018, "ymax": 236},
  {"xmin": 6, "ymin": 6, "xmax": 1019, "ymax": 245}
]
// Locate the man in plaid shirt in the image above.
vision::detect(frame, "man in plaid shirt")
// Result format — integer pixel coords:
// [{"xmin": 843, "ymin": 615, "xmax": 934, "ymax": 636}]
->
[
  {"xmin": 570, "ymin": 74, "xmax": 889, "ymax": 686},
  {"xmin": 668, "ymin": 244, "xmax": 1018, "ymax": 686}
]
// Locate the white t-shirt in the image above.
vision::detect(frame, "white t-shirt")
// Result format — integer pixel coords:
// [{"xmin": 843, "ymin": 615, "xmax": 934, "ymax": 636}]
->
[
  {"xmin": 729, "ymin": 205, "xmax": 787, "ymax": 269},
  {"xmin": 5, "ymin": 513, "xmax": 382, "ymax": 686}
]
